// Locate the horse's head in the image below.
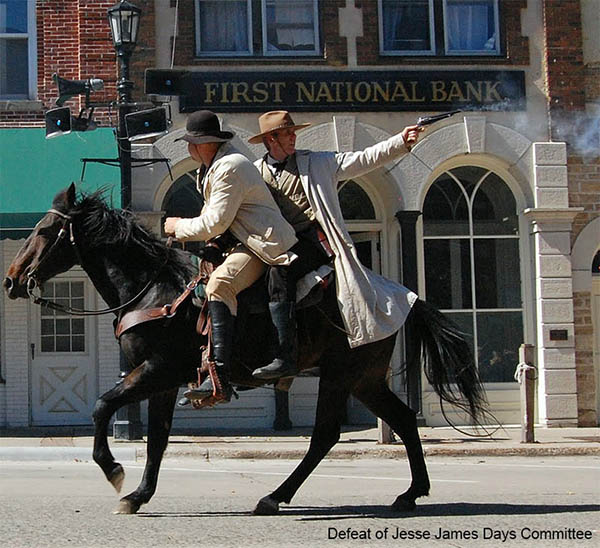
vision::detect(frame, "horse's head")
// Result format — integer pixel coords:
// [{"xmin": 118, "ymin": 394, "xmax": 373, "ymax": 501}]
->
[{"xmin": 4, "ymin": 184, "xmax": 79, "ymax": 300}]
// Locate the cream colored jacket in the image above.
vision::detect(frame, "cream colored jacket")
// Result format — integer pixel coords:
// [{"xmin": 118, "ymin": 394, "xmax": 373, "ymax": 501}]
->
[
  {"xmin": 175, "ymin": 142, "xmax": 297, "ymax": 265},
  {"xmin": 257, "ymin": 133, "xmax": 418, "ymax": 347}
]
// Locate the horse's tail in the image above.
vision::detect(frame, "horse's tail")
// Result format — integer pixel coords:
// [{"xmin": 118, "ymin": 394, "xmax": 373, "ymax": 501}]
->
[{"xmin": 407, "ymin": 298, "xmax": 487, "ymax": 425}]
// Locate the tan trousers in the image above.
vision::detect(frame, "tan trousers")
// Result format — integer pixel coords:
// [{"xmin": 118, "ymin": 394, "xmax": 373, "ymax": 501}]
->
[{"xmin": 205, "ymin": 245, "xmax": 266, "ymax": 316}]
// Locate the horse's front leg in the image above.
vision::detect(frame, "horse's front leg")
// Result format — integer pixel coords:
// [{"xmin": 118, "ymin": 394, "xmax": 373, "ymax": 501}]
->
[
  {"xmin": 92, "ymin": 351, "xmax": 180, "ymax": 501},
  {"xmin": 254, "ymin": 377, "xmax": 349, "ymax": 515},
  {"xmin": 115, "ymin": 388, "xmax": 178, "ymax": 514}
]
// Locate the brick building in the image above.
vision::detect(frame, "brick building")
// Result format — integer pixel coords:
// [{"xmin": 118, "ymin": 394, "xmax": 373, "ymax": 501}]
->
[{"xmin": 0, "ymin": 0, "xmax": 598, "ymax": 430}]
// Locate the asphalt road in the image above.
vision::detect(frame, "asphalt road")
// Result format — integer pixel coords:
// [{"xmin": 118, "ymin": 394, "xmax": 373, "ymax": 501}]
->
[{"xmin": 0, "ymin": 456, "xmax": 598, "ymax": 547}]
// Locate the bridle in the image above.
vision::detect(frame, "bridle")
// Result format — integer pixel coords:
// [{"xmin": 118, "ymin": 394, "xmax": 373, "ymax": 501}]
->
[{"xmin": 26, "ymin": 208, "xmax": 167, "ymax": 317}]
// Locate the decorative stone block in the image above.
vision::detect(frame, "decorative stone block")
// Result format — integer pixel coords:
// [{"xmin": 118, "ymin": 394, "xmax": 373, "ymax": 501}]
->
[
  {"xmin": 539, "ymin": 278, "xmax": 573, "ymax": 299},
  {"xmin": 544, "ymin": 395, "xmax": 578, "ymax": 420},
  {"xmin": 534, "ymin": 188, "xmax": 569, "ymax": 208},
  {"xmin": 534, "ymin": 165, "xmax": 568, "ymax": 188},
  {"xmin": 540, "ymin": 300, "xmax": 574, "ymax": 323},
  {"xmin": 536, "ymin": 231, "xmax": 571, "ymax": 255},
  {"xmin": 541, "ymin": 323, "xmax": 574, "ymax": 347},
  {"xmin": 533, "ymin": 142, "xmax": 567, "ymax": 165},
  {"xmin": 542, "ymin": 369, "xmax": 577, "ymax": 394},
  {"xmin": 540, "ymin": 348, "xmax": 576, "ymax": 370},
  {"xmin": 463, "ymin": 116, "xmax": 486, "ymax": 153},
  {"xmin": 333, "ymin": 116, "xmax": 356, "ymax": 152},
  {"xmin": 537, "ymin": 255, "xmax": 571, "ymax": 277}
]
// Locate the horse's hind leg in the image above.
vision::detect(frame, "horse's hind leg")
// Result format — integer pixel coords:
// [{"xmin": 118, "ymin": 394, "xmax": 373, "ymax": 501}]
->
[
  {"xmin": 115, "ymin": 388, "xmax": 178, "ymax": 514},
  {"xmin": 254, "ymin": 378, "xmax": 349, "ymax": 515},
  {"xmin": 353, "ymin": 381, "xmax": 430, "ymax": 512}
]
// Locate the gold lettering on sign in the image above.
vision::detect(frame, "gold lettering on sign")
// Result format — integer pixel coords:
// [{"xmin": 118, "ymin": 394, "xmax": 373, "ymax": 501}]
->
[
  {"xmin": 297, "ymin": 82, "xmax": 315, "ymax": 102},
  {"xmin": 485, "ymin": 81, "xmax": 502, "ymax": 102},
  {"xmin": 315, "ymin": 82, "xmax": 335, "ymax": 103},
  {"xmin": 270, "ymin": 82, "xmax": 286, "ymax": 103},
  {"xmin": 204, "ymin": 82, "xmax": 219, "ymax": 103},
  {"xmin": 231, "ymin": 82, "xmax": 250, "ymax": 103},
  {"xmin": 252, "ymin": 82, "xmax": 269, "ymax": 103},
  {"xmin": 355, "ymin": 82, "xmax": 371, "ymax": 102}
]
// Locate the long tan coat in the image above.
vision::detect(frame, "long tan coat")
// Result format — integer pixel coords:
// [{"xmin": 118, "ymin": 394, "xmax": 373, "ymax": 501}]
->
[
  {"xmin": 257, "ymin": 133, "xmax": 418, "ymax": 348},
  {"xmin": 175, "ymin": 142, "xmax": 297, "ymax": 265}
]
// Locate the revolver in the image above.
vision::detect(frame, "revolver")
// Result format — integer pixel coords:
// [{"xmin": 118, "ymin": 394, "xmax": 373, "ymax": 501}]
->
[{"xmin": 417, "ymin": 109, "xmax": 463, "ymax": 127}]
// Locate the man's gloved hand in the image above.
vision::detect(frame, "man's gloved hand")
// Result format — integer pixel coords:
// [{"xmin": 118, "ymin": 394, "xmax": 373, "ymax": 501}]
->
[{"xmin": 198, "ymin": 244, "xmax": 224, "ymax": 266}]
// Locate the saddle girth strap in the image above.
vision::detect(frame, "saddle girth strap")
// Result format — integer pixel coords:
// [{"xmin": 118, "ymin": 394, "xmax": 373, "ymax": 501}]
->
[{"xmin": 114, "ymin": 273, "xmax": 205, "ymax": 339}]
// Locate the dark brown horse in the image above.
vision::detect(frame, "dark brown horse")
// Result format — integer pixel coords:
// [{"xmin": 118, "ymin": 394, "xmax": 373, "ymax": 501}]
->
[{"xmin": 4, "ymin": 184, "xmax": 487, "ymax": 515}]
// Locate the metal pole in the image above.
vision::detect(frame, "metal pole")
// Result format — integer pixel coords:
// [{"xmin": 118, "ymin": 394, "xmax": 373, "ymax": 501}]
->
[{"xmin": 112, "ymin": 47, "xmax": 143, "ymax": 441}]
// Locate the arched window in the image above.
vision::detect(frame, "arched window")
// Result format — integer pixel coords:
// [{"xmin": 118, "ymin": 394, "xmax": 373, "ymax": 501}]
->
[
  {"xmin": 422, "ymin": 166, "xmax": 522, "ymax": 383},
  {"xmin": 161, "ymin": 171, "xmax": 204, "ymax": 253},
  {"xmin": 339, "ymin": 180, "xmax": 381, "ymax": 273}
]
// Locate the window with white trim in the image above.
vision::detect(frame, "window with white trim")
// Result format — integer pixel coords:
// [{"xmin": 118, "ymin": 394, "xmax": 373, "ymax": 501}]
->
[
  {"xmin": 422, "ymin": 166, "xmax": 522, "ymax": 383},
  {"xmin": 195, "ymin": 0, "xmax": 320, "ymax": 57},
  {"xmin": 0, "ymin": 0, "xmax": 36, "ymax": 99},
  {"xmin": 379, "ymin": 0, "xmax": 500, "ymax": 56}
]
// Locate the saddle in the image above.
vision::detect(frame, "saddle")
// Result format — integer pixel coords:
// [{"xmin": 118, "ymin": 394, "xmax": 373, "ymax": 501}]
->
[{"xmin": 114, "ymin": 256, "xmax": 334, "ymax": 408}]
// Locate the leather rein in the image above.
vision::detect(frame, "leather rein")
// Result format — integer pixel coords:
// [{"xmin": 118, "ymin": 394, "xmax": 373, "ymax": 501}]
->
[{"xmin": 26, "ymin": 208, "xmax": 172, "ymax": 319}]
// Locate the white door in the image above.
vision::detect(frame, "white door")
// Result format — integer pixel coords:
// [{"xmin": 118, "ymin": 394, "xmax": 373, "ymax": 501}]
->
[{"xmin": 30, "ymin": 275, "xmax": 97, "ymax": 425}]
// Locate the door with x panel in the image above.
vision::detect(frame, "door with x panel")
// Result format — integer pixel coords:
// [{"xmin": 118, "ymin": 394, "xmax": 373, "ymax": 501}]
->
[{"xmin": 30, "ymin": 274, "xmax": 97, "ymax": 425}]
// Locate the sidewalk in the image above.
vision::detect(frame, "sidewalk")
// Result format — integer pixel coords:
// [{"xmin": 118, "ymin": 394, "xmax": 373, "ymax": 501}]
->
[{"xmin": 0, "ymin": 424, "xmax": 598, "ymax": 462}]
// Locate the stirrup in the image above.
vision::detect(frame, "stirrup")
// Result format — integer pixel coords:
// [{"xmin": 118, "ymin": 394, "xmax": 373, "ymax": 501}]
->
[{"xmin": 252, "ymin": 359, "xmax": 299, "ymax": 380}]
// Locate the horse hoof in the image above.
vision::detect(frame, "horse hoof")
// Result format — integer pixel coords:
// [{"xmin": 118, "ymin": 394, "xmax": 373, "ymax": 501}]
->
[
  {"xmin": 113, "ymin": 499, "xmax": 140, "ymax": 515},
  {"xmin": 254, "ymin": 495, "xmax": 280, "ymax": 515},
  {"xmin": 108, "ymin": 464, "xmax": 125, "ymax": 494},
  {"xmin": 391, "ymin": 496, "xmax": 417, "ymax": 512}
]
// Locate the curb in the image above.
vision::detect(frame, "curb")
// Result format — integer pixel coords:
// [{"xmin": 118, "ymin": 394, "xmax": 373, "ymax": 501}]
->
[
  {"xmin": 0, "ymin": 446, "xmax": 137, "ymax": 462},
  {"xmin": 156, "ymin": 445, "xmax": 600, "ymax": 460}
]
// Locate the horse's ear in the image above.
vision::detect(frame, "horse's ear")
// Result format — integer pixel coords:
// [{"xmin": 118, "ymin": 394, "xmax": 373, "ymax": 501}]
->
[
  {"xmin": 66, "ymin": 182, "xmax": 77, "ymax": 206},
  {"xmin": 52, "ymin": 183, "xmax": 77, "ymax": 211}
]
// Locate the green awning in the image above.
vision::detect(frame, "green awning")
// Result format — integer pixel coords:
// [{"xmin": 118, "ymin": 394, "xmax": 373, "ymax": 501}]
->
[
  {"xmin": 0, "ymin": 212, "xmax": 45, "ymax": 240},
  {"xmin": 0, "ymin": 128, "xmax": 121, "ymax": 217}
]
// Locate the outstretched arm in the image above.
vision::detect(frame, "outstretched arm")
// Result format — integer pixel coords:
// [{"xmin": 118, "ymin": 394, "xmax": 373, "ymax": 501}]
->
[{"xmin": 336, "ymin": 124, "xmax": 424, "ymax": 181}]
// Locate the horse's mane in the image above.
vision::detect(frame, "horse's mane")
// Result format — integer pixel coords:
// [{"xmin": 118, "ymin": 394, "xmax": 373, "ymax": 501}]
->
[{"xmin": 73, "ymin": 190, "xmax": 194, "ymax": 281}]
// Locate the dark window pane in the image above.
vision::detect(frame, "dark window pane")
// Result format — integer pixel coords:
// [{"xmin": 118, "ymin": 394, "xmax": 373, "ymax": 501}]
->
[
  {"xmin": 474, "ymin": 239, "xmax": 521, "ymax": 308},
  {"xmin": 55, "ymin": 283, "xmax": 69, "ymax": 297},
  {"xmin": 266, "ymin": 0, "xmax": 316, "ymax": 53},
  {"xmin": 56, "ymin": 336, "xmax": 70, "ymax": 352},
  {"xmin": 71, "ymin": 282, "xmax": 84, "ymax": 297},
  {"xmin": 162, "ymin": 174, "xmax": 203, "ymax": 219},
  {"xmin": 354, "ymin": 241, "xmax": 372, "ymax": 270},
  {"xmin": 198, "ymin": 0, "xmax": 249, "ymax": 53},
  {"xmin": 423, "ymin": 175, "xmax": 469, "ymax": 236},
  {"xmin": 0, "ymin": 0, "xmax": 28, "ymax": 33},
  {"xmin": 72, "ymin": 336, "xmax": 85, "ymax": 352},
  {"xmin": 0, "ymin": 38, "xmax": 28, "ymax": 97},
  {"xmin": 381, "ymin": 0, "xmax": 431, "ymax": 52},
  {"xmin": 339, "ymin": 181, "xmax": 376, "ymax": 220},
  {"xmin": 446, "ymin": 0, "xmax": 497, "ymax": 53},
  {"xmin": 72, "ymin": 319, "xmax": 85, "ymax": 335},
  {"xmin": 477, "ymin": 312, "xmax": 522, "ymax": 382},
  {"xmin": 473, "ymin": 174, "xmax": 518, "ymax": 235},
  {"xmin": 56, "ymin": 319, "xmax": 70, "ymax": 335},
  {"xmin": 41, "ymin": 320, "xmax": 54, "ymax": 336},
  {"xmin": 71, "ymin": 298, "xmax": 84, "ymax": 311},
  {"xmin": 424, "ymin": 239, "xmax": 472, "ymax": 309},
  {"xmin": 450, "ymin": 166, "xmax": 487, "ymax": 196},
  {"xmin": 41, "ymin": 337, "xmax": 54, "ymax": 352}
]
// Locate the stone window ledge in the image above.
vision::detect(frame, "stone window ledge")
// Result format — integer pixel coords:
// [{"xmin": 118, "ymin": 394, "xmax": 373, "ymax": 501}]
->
[{"xmin": 0, "ymin": 100, "xmax": 44, "ymax": 112}]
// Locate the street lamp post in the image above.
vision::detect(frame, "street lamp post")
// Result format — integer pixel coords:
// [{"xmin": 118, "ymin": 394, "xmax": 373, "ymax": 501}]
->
[{"xmin": 108, "ymin": 0, "xmax": 143, "ymax": 441}]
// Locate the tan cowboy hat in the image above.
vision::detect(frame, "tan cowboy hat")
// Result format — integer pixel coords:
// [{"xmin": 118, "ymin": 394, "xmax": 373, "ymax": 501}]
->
[{"xmin": 248, "ymin": 111, "xmax": 311, "ymax": 144}]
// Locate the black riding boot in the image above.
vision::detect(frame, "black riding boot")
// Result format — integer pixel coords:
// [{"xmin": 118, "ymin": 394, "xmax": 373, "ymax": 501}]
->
[
  {"xmin": 252, "ymin": 301, "xmax": 298, "ymax": 380},
  {"xmin": 184, "ymin": 301, "xmax": 234, "ymax": 402}
]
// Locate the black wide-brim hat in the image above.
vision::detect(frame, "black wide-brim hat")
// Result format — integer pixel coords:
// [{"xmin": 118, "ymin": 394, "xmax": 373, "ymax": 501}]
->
[{"xmin": 175, "ymin": 110, "xmax": 234, "ymax": 144}]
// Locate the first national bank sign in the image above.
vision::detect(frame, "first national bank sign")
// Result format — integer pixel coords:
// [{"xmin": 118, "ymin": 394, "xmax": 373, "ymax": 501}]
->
[{"xmin": 164, "ymin": 70, "xmax": 525, "ymax": 113}]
